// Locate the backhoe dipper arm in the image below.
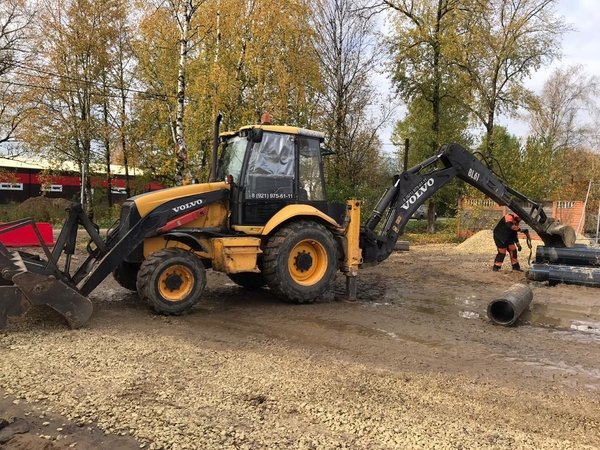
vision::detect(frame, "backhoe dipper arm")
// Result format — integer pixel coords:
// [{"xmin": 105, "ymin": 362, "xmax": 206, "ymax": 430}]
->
[{"xmin": 360, "ymin": 143, "xmax": 572, "ymax": 265}]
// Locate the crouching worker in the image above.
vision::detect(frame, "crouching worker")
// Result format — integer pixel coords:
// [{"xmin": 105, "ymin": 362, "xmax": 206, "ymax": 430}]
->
[{"xmin": 492, "ymin": 212, "xmax": 524, "ymax": 272}]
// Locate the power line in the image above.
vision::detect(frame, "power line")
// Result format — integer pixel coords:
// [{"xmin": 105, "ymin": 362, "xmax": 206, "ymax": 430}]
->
[
  {"xmin": 0, "ymin": 77, "xmax": 170, "ymax": 102},
  {"xmin": 6, "ymin": 61, "xmax": 174, "ymax": 100}
]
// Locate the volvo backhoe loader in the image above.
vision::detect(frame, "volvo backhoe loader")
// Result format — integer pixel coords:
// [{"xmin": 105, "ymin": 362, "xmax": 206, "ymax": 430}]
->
[{"xmin": 0, "ymin": 115, "xmax": 576, "ymax": 329}]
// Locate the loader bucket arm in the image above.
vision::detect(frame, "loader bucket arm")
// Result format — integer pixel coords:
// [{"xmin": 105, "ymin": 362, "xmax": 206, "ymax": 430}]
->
[
  {"xmin": 361, "ymin": 143, "xmax": 575, "ymax": 265},
  {"xmin": 0, "ymin": 188, "xmax": 231, "ymax": 330}
]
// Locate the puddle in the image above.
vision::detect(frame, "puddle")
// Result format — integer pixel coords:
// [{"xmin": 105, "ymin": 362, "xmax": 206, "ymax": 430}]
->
[
  {"xmin": 459, "ymin": 311, "xmax": 480, "ymax": 320},
  {"xmin": 301, "ymin": 317, "xmax": 450, "ymax": 348},
  {"xmin": 524, "ymin": 302, "xmax": 600, "ymax": 331},
  {"xmin": 570, "ymin": 320, "xmax": 600, "ymax": 335},
  {"xmin": 413, "ymin": 305, "xmax": 437, "ymax": 315}
]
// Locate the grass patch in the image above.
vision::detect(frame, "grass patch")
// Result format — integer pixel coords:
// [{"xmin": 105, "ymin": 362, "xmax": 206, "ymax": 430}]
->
[{"xmin": 402, "ymin": 217, "xmax": 461, "ymax": 245}]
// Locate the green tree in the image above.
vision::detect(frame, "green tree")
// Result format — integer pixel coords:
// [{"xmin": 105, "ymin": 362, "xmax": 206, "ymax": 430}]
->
[
  {"xmin": 477, "ymin": 127, "xmax": 557, "ymax": 201},
  {"xmin": 376, "ymin": 0, "xmax": 471, "ymax": 229},
  {"xmin": 385, "ymin": 0, "xmax": 466, "ymax": 154},
  {"xmin": 393, "ymin": 95, "xmax": 472, "ymax": 219}
]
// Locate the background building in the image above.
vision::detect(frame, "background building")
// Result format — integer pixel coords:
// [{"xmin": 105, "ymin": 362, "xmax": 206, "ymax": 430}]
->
[{"xmin": 0, "ymin": 156, "xmax": 162, "ymax": 204}]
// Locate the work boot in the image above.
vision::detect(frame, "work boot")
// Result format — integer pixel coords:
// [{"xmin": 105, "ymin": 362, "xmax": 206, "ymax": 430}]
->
[
  {"xmin": 512, "ymin": 264, "xmax": 522, "ymax": 272},
  {"xmin": 492, "ymin": 265, "xmax": 500, "ymax": 272}
]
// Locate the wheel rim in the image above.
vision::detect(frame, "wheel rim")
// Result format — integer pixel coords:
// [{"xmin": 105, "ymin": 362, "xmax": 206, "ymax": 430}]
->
[
  {"xmin": 287, "ymin": 239, "xmax": 328, "ymax": 286},
  {"xmin": 158, "ymin": 264, "xmax": 194, "ymax": 302}
]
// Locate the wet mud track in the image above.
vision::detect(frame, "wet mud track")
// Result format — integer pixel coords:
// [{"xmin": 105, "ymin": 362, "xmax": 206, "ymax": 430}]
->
[{"xmin": 1, "ymin": 244, "xmax": 600, "ymax": 449}]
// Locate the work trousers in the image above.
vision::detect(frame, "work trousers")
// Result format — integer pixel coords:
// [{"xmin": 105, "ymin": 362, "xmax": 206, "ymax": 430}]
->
[{"xmin": 493, "ymin": 243, "xmax": 520, "ymax": 271}]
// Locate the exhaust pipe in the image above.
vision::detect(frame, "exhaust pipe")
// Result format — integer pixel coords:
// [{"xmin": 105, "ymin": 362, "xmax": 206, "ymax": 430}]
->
[
  {"xmin": 209, "ymin": 113, "xmax": 223, "ymax": 182},
  {"xmin": 487, "ymin": 283, "xmax": 533, "ymax": 326}
]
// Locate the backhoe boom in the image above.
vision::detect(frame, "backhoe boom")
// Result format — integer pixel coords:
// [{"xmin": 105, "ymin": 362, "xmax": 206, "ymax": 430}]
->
[{"xmin": 361, "ymin": 143, "xmax": 575, "ymax": 265}]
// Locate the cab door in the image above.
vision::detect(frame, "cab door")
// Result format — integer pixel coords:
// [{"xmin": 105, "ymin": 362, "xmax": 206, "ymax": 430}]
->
[{"xmin": 240, "ymin": 131, "xmax": 297, "ymax": 225}]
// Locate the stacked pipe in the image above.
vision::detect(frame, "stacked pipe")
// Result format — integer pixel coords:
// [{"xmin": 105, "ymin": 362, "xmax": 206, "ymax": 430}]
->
[{"xmin": 528, "ymin": 245, "xmax": 600, "ymax": 287}]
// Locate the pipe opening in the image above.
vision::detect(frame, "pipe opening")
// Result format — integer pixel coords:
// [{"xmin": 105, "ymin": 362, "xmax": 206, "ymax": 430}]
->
[{"xmin": 488, "ymin": 300, "xmax": 515, "ymax": 325}]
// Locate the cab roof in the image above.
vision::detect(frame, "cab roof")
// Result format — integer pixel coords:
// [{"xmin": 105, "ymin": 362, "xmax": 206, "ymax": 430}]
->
[{"xmin": 220, "ymin": 124, "xmax": 325, "ymax": 140}]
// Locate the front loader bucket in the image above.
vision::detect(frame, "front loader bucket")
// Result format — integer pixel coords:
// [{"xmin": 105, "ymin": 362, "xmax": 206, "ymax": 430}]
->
[
  {"xmin": 0, "ymin": 213, "xmax": 97, "ymax": 330},
  {"xmin": 0, "ymin": 271, "xmax": 93, "ymax": 330}
]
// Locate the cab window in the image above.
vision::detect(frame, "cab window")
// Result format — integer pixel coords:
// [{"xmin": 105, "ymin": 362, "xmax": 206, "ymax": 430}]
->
[
  {"xmin": 298, "ymin": 136, "xmax": 325, "ymax": 201},
  {"xmin": 245, "ymin": 132, "xmax": 295, "ymax": 200}
]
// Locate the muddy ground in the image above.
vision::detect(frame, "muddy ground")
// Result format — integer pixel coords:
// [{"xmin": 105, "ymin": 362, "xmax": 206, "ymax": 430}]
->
[{"xmin": 1, "ymin": 243, "xmax": 600, "ymax": 449}]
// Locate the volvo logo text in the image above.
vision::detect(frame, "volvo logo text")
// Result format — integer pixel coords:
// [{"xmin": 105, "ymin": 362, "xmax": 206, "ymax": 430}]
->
[
  {"xmin": 172, "ymin": 199, "xmax": 204, "ymax": 213},
  {"xmin": 400, "ymin": 178, "xmax": 434, "ymax": 210}
]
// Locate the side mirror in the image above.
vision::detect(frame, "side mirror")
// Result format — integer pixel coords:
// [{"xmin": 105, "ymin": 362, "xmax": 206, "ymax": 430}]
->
[{"xmin": 249, "ymin": 128, "xmax": 263, "ymax": 143}]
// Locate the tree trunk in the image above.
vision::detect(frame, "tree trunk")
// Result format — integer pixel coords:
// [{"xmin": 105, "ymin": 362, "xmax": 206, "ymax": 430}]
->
[
  {"xmin": 120, "ymin": 84, "xmax": 131, "ymax": 197},
  {"xmin": 485, "ymin": 105, "xmax": 495, "ymax": 156},
  {"xmin": 427, "ymin": 0, "xmax": 445, "ymax": 234},
  {"xmin": 102, "ymin": 90, "xmax": 112, "ymax": 208},
  {"xmin": 175, "ymin": 1, "xmax": 192, "ymax": 185}
]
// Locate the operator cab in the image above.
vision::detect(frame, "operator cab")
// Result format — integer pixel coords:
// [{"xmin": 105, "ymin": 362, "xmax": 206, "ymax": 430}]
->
[{"xmin": 218, "ymin": 124, "xmax": 344, "ymax": 226}]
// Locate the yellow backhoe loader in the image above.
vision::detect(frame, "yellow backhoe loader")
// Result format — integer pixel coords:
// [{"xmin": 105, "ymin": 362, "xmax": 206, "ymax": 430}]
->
[{"xmin": 0, "ymin": 114, "xmax": 576, "ymax": 328}]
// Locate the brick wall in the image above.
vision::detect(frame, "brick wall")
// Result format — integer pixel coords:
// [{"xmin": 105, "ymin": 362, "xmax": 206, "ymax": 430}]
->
[
  {"xmin": 551, "ymin": 201, "xmax": 585, "ymax": 233},
  {"xmin": 457, "ymin": 198, "xmax": 585, "ymax": 239}
]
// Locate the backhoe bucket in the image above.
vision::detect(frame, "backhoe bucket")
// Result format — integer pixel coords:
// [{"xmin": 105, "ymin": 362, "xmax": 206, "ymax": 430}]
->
[{"xmin": 542, "ymin": 223, "xmax": 577, "ymax": 248}]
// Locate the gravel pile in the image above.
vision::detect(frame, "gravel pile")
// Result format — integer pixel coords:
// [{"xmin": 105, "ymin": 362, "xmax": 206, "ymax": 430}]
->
[
  {"xmin": 454, "ymin": 229, "xmax": 593, "ymax": 257},
  {"xmin": 454, "ymin": 230, "xmax": 545, "ymax": 255},
  {"xmin": 1, "ymin": 320, "xmax": 596, "ymax": 449}
]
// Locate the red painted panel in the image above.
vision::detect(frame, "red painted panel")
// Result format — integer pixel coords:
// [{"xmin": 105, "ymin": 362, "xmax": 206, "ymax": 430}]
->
[
  {"xmin": 28, "ymin": 173, "xmax": 82, "ymax": 186},
  {"xmin": 0, "ymin": 222, "xmax": 54, "ymax": 247}
]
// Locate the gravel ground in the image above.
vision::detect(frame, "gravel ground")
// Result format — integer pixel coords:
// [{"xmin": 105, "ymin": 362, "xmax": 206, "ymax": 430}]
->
[{"xmin": 1, "ymin": 244, "xmax": 600, "ymax": 449}]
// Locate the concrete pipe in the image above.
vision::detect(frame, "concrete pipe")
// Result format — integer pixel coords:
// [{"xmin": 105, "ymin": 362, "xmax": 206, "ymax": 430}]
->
[{"xmin": 487, "ymin": 283, "xmax": 533, "ymax": 327}]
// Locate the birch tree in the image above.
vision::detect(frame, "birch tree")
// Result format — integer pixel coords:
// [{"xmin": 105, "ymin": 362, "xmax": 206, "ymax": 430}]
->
[
  {"xmin": 171, "ymin": 0, "xmax": 205, "ymax": 185},
  {"xmin": 110, "ymin": 0, "xmax": 137, "ymax": 197},
  {"xmin": 135, "ymin": 0, "xmax": 322, "ymax": 183}
]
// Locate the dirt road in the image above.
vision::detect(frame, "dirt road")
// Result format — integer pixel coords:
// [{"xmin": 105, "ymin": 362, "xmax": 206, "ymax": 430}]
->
[{"xmin": 1, "ymin": 244, "xmax": 600, "ymax": 449}]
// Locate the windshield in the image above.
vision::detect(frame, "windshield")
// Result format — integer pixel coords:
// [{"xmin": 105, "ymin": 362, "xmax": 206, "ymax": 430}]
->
[{"xmin": 218, "ymin": 135, "xmax": 248, "ymax": 182}]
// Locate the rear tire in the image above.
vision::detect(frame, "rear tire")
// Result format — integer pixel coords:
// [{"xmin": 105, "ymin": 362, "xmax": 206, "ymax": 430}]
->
[
  {"xmin": 112, "ymin": 262, "xmax": 140, "ymax": 291},
  {"xmin": 227, "ymin": 272, "xmax": 267, "ymax": 289},
  {"xmin": 137, "ymin": 248, "xmax": 206, "ymax": 315},
  {"xmin": 262, "ymin": 220, "xmax": 337, "ymax": 303}
]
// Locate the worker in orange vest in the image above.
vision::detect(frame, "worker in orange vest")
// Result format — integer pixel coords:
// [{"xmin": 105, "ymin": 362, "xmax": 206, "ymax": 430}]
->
[{"xmin": 492, "ymin": 212, "xmax": 525, "ymax": 272}]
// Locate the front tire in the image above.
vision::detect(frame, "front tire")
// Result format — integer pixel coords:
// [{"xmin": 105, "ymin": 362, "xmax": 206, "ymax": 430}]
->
[
  {"xmin": 262, "ymin": 221, "xmax": 337, "ymax": 303},
  {"xmin": 137, "ymin": 248, "xmax": 206, "ymax": 315}
]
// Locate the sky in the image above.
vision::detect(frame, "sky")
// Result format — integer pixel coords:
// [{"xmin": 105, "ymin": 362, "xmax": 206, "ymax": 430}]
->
[
  {"xmin": 496, "ymin": 0, "xmax": 600, "ymax": 137},
  {"xmin": 379, "ymin": 0, "xmax": 600, "ymax": 149}
]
